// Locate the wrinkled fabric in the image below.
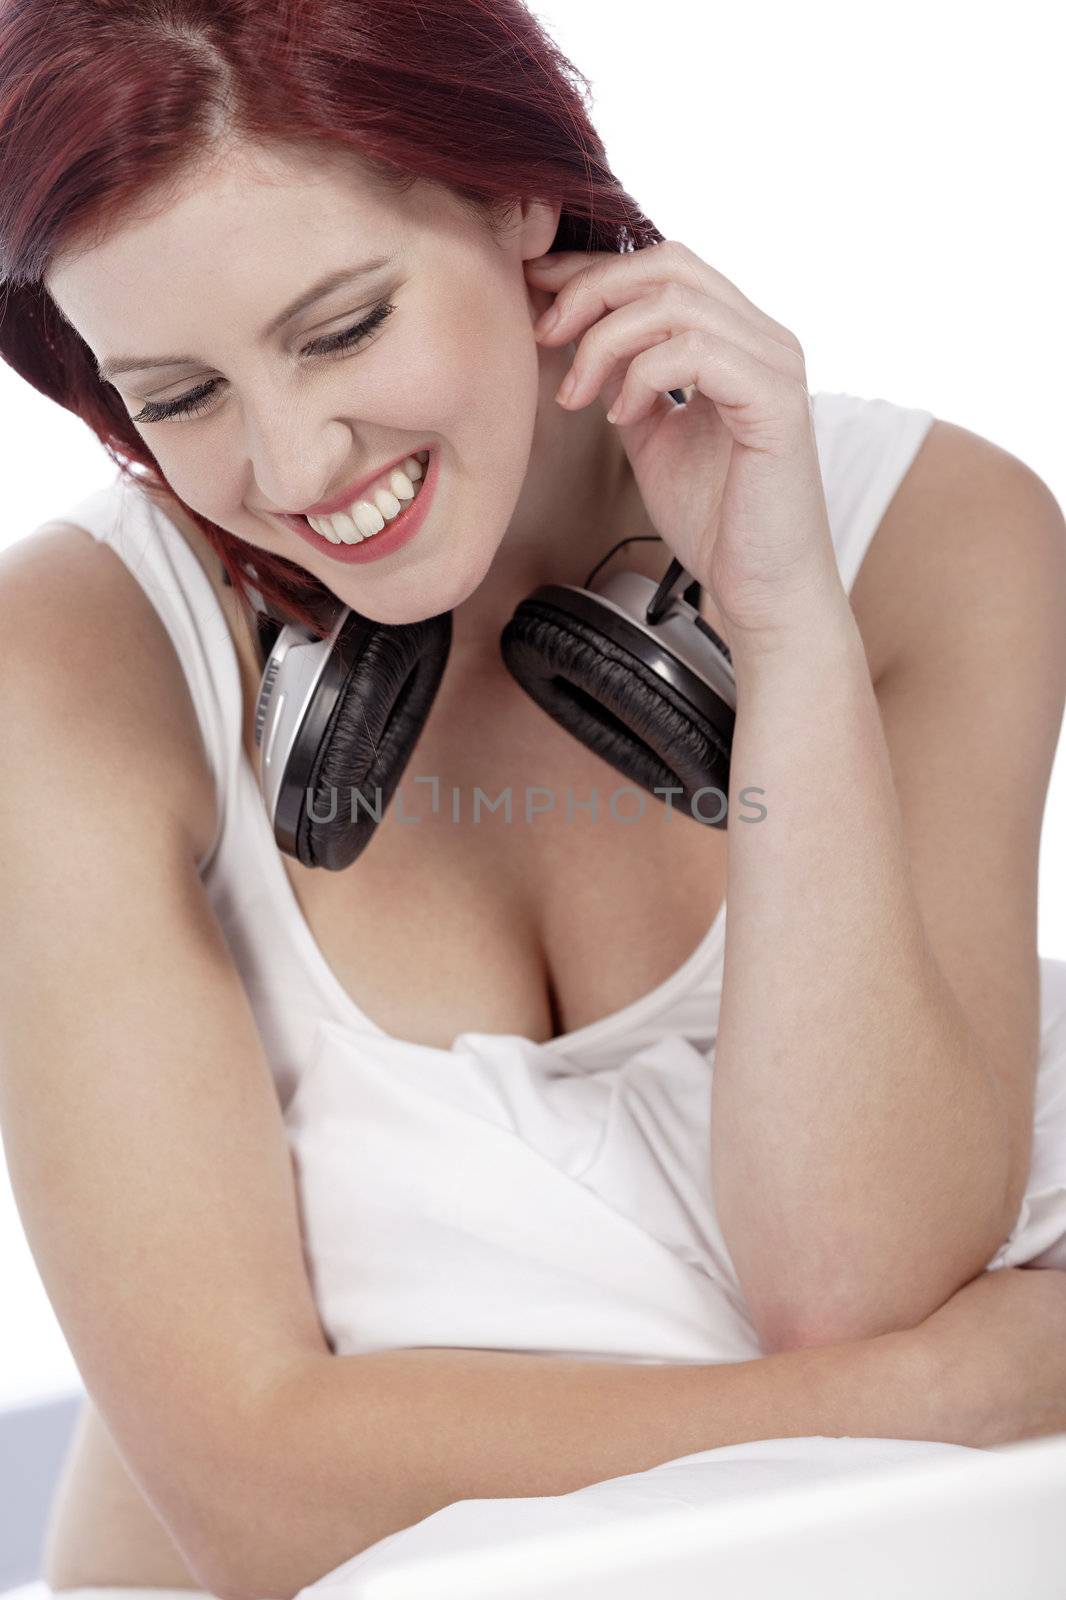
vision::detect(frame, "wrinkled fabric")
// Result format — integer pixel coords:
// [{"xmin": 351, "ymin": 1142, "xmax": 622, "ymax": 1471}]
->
[
  {"xmin": 284, "ymin": 958, "xmax": 1066, "ymax": 1374},
  {"xmin": 284, "ymin": 1023, "xmax": 759, "ymax": 1364}
]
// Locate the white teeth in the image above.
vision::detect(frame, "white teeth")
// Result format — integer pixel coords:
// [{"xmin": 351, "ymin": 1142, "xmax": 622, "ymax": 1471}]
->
[
  {"xmin": 328, "ymin": 511, "xmax": 358, "ymax": 544},
  {"xmin": 311, "ymin": 516, "xmax": 338, "ymax": 544},
  {"xmin": 372, "ymin": 486, "xmax": 403, "ymax": 520},
  {"xmin": 307, "ymin": 451, "xmax": 432, "ymax": 544},
  {"xmin": 353, "ymin": 501, "xmax": 386, "ymax": 537},
  {"xmin": 307, "ymin": 511, "xmax": 337, "ymax": 541}
]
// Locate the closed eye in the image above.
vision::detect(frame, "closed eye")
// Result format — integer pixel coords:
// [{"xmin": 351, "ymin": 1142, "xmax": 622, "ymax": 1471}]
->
[{"xmin": 129, "ymin": 298, "xmax": 397, "ymax": 425}]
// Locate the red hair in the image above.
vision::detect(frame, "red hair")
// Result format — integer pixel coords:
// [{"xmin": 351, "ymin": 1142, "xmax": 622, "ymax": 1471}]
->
[{"xmin": 0, "ymin": 0, "xmax": 665, "ymax": 637}]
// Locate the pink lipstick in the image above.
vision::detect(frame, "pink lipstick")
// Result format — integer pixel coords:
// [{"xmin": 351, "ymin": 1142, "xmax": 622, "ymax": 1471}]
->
[{"xmin": 276, "ymin": 449, "xmax": 439, "ymax": 566}]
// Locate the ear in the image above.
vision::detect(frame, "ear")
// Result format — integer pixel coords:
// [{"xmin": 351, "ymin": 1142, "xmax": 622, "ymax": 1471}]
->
[
  {"xmin": 497, "ymin": 195, "xmax": 562, "ymax": 262},
  {"xmin": 521, "ymin": 197, "xmax": 563, "ymax": 260}
]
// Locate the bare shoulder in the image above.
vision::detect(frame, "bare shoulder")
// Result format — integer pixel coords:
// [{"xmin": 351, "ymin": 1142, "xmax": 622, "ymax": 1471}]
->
[
  {"xmin": 0, "ymin": 520, "xmax": 217, "ymax": 865},
  {"xmin": 850, "ymin": 417, "xmax": 1066, "ymax": 687}
]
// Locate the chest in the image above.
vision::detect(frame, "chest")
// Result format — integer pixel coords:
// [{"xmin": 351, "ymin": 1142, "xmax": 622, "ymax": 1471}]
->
[
  {"xmin": 276, "ymin": 661, "xmax": 730, "ymax": 1048},
  {"xmin": 237, "ymin": 569, "xmax": 890, "ymax": 1052}
]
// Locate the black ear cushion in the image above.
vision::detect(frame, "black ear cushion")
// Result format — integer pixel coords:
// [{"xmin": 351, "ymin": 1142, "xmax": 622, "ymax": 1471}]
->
[
  {"xmin": 296, "ymin": 611, "xmax": 452, "ymax": 870},
  {"xmin": 500, "ymin": 597, "xmax": 732, "ymax": 826}
]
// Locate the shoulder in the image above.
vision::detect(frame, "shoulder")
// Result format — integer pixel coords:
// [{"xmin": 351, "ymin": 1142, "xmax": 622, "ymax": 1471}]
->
[
  {"xmin": 850, "ymin": 416, "xmax": 1066, "ymax": 687},
  {"xmin": 0, "ymin": 522, "xmax": 218, "ymax": 866}
]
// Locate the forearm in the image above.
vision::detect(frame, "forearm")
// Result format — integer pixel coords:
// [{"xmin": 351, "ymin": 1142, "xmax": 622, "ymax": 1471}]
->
[
  {"xmin": 712, "ymin": 596, "xmax": 1011, "ymax": 1350},
  {"xmin": 217, "ymin": 1334, "xmax": 926, "ymax": 1600}
]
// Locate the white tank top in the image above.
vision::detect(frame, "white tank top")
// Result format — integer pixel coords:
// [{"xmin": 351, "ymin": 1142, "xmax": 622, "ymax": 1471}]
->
[{"xmin": 39, "ymin": 390, "xmax": 937, "ymax": 1367}]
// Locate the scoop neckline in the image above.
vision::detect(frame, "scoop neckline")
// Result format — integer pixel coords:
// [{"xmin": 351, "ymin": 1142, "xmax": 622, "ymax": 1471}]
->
[{"xmin": 253, "ymin": 764, "xmax": 728, "ymax": 1056}]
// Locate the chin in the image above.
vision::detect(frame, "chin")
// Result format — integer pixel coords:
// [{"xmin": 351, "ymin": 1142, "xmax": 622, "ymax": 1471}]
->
[
  {"xmin": 327, "ymin": 567, "xmax": 473, "ymax": 628},
  {"xmin": 379, "ymin": 522, "xmax": 507, "ymax": 615}
]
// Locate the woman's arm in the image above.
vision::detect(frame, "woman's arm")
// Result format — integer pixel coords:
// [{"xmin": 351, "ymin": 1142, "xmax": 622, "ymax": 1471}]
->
[
  {"xmin": 218, "ymin": 1327, "xmax": 921, "ymax": 1600},
  {"xmin": 215, "ymin": 1265, "xmax": 1066, "ymax": 1600},
  {"xmin": 710, "ymin": 439, "xmax": 1066, "ymax": 1353}
]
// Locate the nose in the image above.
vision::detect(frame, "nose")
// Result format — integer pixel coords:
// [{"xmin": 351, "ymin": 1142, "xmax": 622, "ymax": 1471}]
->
[{"xmin": 242, "ymin": 397, "xmax": 356, "ymax": 518}]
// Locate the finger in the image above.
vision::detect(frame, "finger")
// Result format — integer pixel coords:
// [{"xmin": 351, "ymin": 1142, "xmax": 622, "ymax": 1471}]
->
[
  {"xmin": 609, "ymin": 328, "xmax": 809, "ymax": 448},
  {"xmin": 526, "ymin": 241, "xmax": 802, "ymax": 356},
  {"xmin": 556, "ymin": 282, "xmax": 806, "ymax": 414}
]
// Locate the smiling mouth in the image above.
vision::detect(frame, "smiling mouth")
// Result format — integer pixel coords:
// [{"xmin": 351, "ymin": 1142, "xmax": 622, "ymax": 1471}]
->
[
  {"xmin": 275, "ymin": 446, "xmax": 439, "ymax": 565},
  {"xmin": 299, "ymin": 450, "xmax": 431, "ymax": 546}
]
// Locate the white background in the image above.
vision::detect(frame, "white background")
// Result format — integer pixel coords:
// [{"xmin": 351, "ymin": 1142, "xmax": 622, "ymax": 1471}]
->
[{"xmin": 2, "ymin": 0, "xmax": 1064, "ymax": 1407}]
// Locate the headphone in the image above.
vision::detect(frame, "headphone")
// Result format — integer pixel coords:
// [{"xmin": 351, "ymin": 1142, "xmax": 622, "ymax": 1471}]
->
[{"xmin": 229, "ymin": 387, "xmax": 736, "ymax": 871}]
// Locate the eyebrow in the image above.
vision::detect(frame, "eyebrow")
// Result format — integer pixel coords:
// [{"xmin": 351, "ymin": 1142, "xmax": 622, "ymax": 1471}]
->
[{"xmin": 95, "ymin": 253, "xmax": 397, "ymax": 385}]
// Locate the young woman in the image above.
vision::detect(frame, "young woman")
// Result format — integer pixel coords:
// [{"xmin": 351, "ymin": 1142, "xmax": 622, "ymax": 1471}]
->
[{"xmin": 2, "ymin": 3, "xmax": 1065, "ymax": 1598}]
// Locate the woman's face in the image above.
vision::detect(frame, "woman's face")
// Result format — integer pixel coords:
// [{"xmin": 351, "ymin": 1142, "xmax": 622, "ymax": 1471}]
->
[{"xmin": 46, "ymin": 139, "xmax": 620, "ymax": 630}]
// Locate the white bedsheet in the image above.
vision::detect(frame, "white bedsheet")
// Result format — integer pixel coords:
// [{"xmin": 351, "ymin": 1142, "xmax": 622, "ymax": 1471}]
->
[{"xmin": 292, "ymin": 1434, "xmax": 1066, "ymax": 1598}]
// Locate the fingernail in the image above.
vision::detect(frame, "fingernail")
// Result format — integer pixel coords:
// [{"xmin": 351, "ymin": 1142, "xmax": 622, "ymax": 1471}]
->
[
  {"xmin": 537, "ymin": 305, "xmax": 560, "ymax": 335},
  {"xmin": 556, "ymin": 370, "xmax": 577, "ymax": 405}
]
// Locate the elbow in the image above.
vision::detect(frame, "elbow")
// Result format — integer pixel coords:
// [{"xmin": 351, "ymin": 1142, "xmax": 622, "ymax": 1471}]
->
[
  {"xmin": 207, "ymin": 1535, "xmax": 323, "ymax": 1600},
  {"xmin": 199, "ymin": 1354, "xmax": 382, "ymax": 1600},
  {"xmin": 760, "ymin": 1308, "xmax": 894, "ymax": 1355},
  {"xmin": 760, "ymin": 1239, "xmax": 1016, "ymax": 1356},
  {"xmin": 206, "ymin": 1566, "xmax": 299, "ymax": 1600},
  {"xmin": 745, "ymin": 1274, "xmax": 902, "ymax": 1355},
  {"xmin": 751, "ymin": 1185, "xmax": 1018, "ymax": 1356},
  {"xmin": 185, "ymin": 1366, "xmax": 325, "ymax": 1600},
  {"xmin": 180, "ymin": 1525, "xmax": 284, "ymax": 1600},
  {"xmin": 210, "ymin": 1527, "xmax": 360, "ymax": 1600},
  {"xmin": 193, "ymin": 1500, "xmax": 306, "ymax": 1600},
  {"xmin": 182, "ymin": 1499, "xmax": 290, "ymax": 1600},
  {"xmin": 194, "ymin": 1499, "xmax": 308, "ymax": 1600},
  {"xmin": 746, "ymin": 1287, "xmax": 850, "ymax": 1356},
  {"xmin": 210, "ymin": 1579, "xmax": 298, "ymax": 1600},
  {"xmin": 199, "ymin": 1579, "xmax": 259, "ymax": 1600},
  {"xmin": 754, "ymin": 1265, "xmax": 973, "ymax": 1357},
  {"xmin": 759, "ymin": 1299, "xmax": 923, "ymax": 1354},
  {"xmin": 750, "ymin": 1295, "xmax": 856, "ymax": 1356}
]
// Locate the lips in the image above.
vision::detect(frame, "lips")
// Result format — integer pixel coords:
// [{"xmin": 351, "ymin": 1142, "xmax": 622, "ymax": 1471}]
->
[
  {"xmin": 295, "ymin": 446, "xmax": 434, "ymax": 519},
  {"xmin": 282, "ymin": 445, "xmax": 441, "ymax": 565}
]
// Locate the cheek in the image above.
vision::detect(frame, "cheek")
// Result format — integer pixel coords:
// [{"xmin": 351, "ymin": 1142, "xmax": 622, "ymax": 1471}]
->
[
  {"xmin": 437, "ymin": 302, "xmax": 543, "ymax": 431},
  {"xmin": 160, "ymin": 442, "xmax": 244, "ymax": 523},
  {"xmin": 381, "ymin": 313, "xmax": 540, "ymax": 439}
]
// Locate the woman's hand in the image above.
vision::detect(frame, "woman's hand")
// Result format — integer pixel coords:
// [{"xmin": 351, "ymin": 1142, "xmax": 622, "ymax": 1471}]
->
[
  {"xmin": 526, "ymin": 240, "xmax": 847, "ymax": 642},
  {"xmin": 914, "ymin": 1265, "xmax": 1066, "ymax": 1448}
]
